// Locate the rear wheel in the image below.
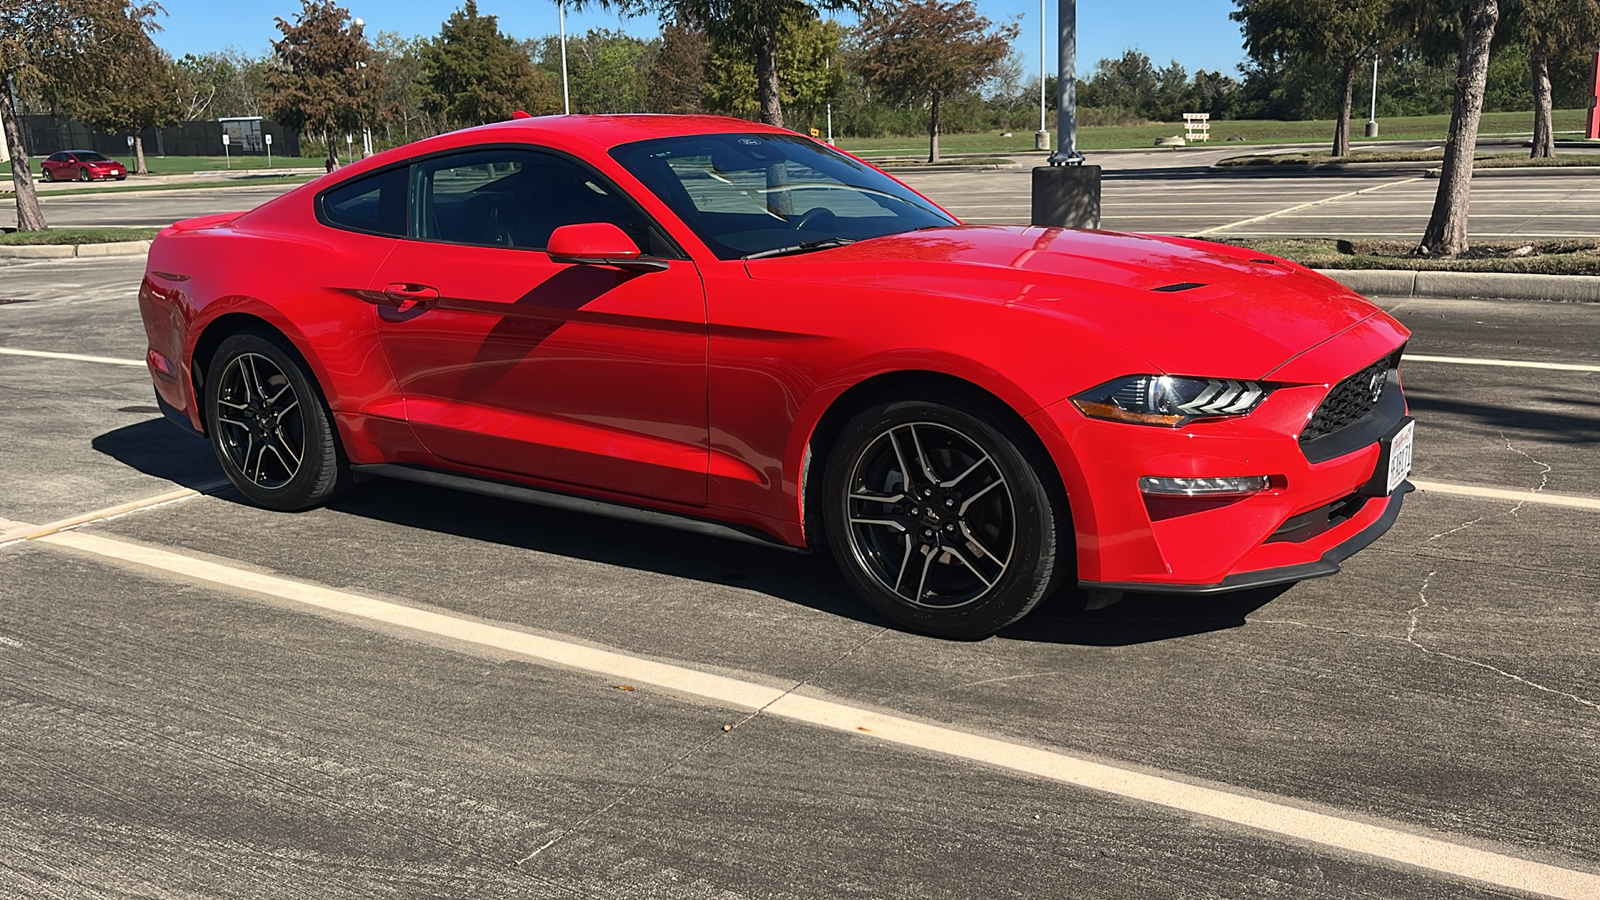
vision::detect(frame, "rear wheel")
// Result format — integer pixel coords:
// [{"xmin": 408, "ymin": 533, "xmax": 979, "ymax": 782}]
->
[
  {"xmin": 40, "ymin": 168, "xmax": 53, "ymax": 183},
  {"xmin": 822, "ymin": 395, "xmax": 1068, "ymax": 639},
  {"xmin": 204, "ymin": 331, "xmax": 346, "ymax": 511}
]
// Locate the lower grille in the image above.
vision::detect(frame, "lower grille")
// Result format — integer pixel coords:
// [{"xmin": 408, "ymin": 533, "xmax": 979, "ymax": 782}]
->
[
  {"xmin": 1269, "ymin": 492, "xmax": 1370, "ymax": 544},
  {"xmin": 1300, "ymin": 348, "xmax": 1404, "ymax": 444}
]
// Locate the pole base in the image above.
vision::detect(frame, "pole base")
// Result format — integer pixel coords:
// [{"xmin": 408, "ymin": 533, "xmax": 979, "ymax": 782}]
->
[
  {"xmin": 1034, "ymin": 131, "xmax": 1050, "ymax": 151},
  {"xmin": 1031, "ymin": 165, "xmax": 1102, "ymax": 229},
  {"xmin": 1364, "ymin": 121, "xmax": 1379, "ymax": 138}
]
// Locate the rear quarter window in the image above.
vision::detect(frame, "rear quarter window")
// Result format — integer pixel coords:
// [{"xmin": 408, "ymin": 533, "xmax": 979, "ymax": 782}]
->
[{"xmin": 319, "ymin": 167, "xmax": 408, "ymax": 237}]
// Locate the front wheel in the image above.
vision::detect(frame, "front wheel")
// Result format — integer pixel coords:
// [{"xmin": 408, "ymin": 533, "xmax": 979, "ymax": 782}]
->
[
  {"xmin": 204, "ymin": 331, "xmax": 346, "ymax": 511},
  {"xmin": 822, "ymin": 395, "xmax": 1069, "ymax": 639},
  {"xmin": 78, "ymin": 167, "xmax": 91, "ymax": 182}
]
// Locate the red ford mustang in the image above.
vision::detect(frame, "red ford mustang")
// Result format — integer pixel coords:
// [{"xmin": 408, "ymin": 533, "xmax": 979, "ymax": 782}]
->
[{"xmin": 138, "ymin": 115, "xmax": 1413, "ymax": 639}]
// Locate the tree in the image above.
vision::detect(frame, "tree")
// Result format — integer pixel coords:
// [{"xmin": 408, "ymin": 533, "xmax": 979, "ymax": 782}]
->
[
  {"xmin": 1233, "ymin": 0, "xmax": 1397, "ymax": 156},
  {"xmin": 175, "ymin": 49, "xmax": 269, "ymax": 120},
  {"xmin": 856, "ymin": 0, "xmax": 1016, "ymax": 162},
  {"xmin": 703, "ymin": 14, "xmax": 842, "ymax": 128},
  {"xmin": 57, "ymin": 3, "xmax": 180, "ymax": 175},
  {"xmin": 2, "ymin": 0, "xmax": 143, "ymax": 231},
  {"xmin": 1417, "ymin": 0, "xmax": 1501, "ymax": 256},
  {"xmin": 264, "ymin": 0, "xmax": 385, "ymax": 168},
  {"xmin": 575, "ymin": 0, "xmax": 868, "ymax": 128},
  {"xmin": 645, "ymin": 20, "xmax": 707, "ymax": 113},
  {"xmin": 529, "ymin": 28, "xmax": 654, "ymax": 114},
  {"xmin": 1503, "ymin": 0, "xmax": 1600, "ymax": 157},
  {"xmin": 419, "ymin": 1, "xmax": 558, "ymax": 128}
]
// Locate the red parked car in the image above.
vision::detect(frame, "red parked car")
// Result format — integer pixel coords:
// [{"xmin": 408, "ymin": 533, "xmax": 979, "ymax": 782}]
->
[
  {"xmin": 40, "ymin": 150, "xmax": 127, "ymax": 182},
  {"xmin": 138, "ymin": 115, "xmax": 1413, "ymax": 639}
]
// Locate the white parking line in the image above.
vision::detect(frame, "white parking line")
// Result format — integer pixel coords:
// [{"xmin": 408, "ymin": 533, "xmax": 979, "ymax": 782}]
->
[
  {"xmin": 30, "ymin": 526, "xmax": 1600, "ymax": 899},
  {"xmin": 1406, "ymin": 354, "xmax": 1600, "ymax": 373},
  {"xmin": 0, "ymin": 347, "xmax": 145, "ymax": 367},
  {"xmin": 1411, "ymin": 481, "xmax": 1600, "ymax": 511},
  {"xmin": 1192, "ymin": 177, "xmax": 1426, "ymax": 235}
]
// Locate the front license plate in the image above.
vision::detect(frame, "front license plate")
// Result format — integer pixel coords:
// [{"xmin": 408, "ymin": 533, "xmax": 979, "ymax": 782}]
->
[{"xmin": 1385, "ymin": 419, "xmax": 1415, "ymax": 495}]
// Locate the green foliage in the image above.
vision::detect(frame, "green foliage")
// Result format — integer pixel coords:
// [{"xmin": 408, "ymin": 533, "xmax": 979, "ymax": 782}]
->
[
  {"xmin": 263, "ymin": 0, "xmax": 386, "ymax": 156},
  {"xmin": 645, "ymin": 20, "xmax": 708, "ymax": 114},
  {"xmin": 56, "ymin": 3, "xmax": 183, "ymax": 141},
  {"xmin": 174, "ymin": 49, "xmax": 268, "ymax": 119},
  {"xmin": 702, "ymin": 16, "xmax": 842, "ymax": 122},
  {"xmin": 419, "ymin": 1, "xmax": 558, "ymax": 127},
  {"xmin": 529, "ymin": 28, "xmax": 655, "ymax": 113}
]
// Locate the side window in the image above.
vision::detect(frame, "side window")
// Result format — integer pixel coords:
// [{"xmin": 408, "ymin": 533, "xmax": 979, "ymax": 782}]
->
[
  {"xmin": 319, "ymin": 167, "xmax": 408, "ymax": 237},
  {"xmin": 48, "ymin": 153, "xmax": 65, "ymax": 163},
  {"xmin": 414, "ymin": 148, "xmax": 653, "ymax": 253}
]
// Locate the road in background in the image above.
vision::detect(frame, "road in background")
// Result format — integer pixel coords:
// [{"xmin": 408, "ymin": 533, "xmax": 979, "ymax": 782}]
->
[{"xmin": 2, "ymin": 256, "xmax": 1598, "ymax": 898}]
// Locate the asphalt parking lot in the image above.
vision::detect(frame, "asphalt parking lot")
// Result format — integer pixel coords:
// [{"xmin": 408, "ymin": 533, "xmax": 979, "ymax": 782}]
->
[{"xmin": 2, "ymin": 239, "xmax": 1598, "ymax": 897}]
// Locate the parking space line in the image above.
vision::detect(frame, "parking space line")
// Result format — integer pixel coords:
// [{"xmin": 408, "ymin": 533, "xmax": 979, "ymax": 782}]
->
[
  {"xmin": 0, "ymin": 347, "xmax": 145, "ymax": 367},
  {"xmin": 0, "ymin": 484, "xmax": 226, "ymax": 547},
  {"xmin": 1192, "ymin": 177, "xmax": 1424, "ymax": 236},
  {"xmin": 31, "ymin": 527, "xmax": 1600, "ymax": 899},
  {"xmin": 1406, "ymin": 354, "xmax": 1600, "ymax": 373},
  {"xmin": 1411, "ymin": 481, "xmax": 1600, "ymax": 511}
]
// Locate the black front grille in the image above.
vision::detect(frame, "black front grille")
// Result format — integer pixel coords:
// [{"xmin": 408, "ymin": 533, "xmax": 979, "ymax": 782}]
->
[{"xmin": 1300, "ymin": 349, "xmax": 1403, "ymax": 443}]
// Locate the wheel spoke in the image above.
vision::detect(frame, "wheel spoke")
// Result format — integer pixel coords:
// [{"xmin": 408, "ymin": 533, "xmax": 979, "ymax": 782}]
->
[
  {"xmin": 958, "ymin": 520, "xmax": 1005, "ymax": 567},
  {"xmin": 892, "ymin": 533, "xmax": 914, "ymax": 596},
  {"xmin": 273, "ymin": 398, "xmax": 299, "ymax": 422},
  {"xmin": 942, "ymin": 546, "xmax": 996, "ymax": 588},
  {"xmin": 958, "ymin": 477, "xmax": 1003, "ymax": 516},
  {"xmin": 265, "ymin": 442, "xmax": 297, "ymax": 479},
  {"xmin": 914, "ymin": 545, "xmax": 937, "ymax": 602},
  {"xmin": 850, "ymin": 516, "xmax": 907, "ymax": 533},
  {"xmin": 217, "ymin": 415, "xmax": 249, "ymax": 429},
  {"xmin": 217, "ymin": 398, "xmax": 249, "ymax": 412},
  {"xmin": 908, "ymin": 424, "xmax": 940, "ymax": 483},
  {"xmin": 849, "ymin": 488, "xmax": 904, "ymax": 504},
  {"xmin": 274, "ymin": 429, "xmax": 303, "ymax": 468},
  {"xmin": 265, "ymin": 380, "xmax": 293, "ymax": 405},
  {"xmin": 244, "ymin": 356, "xmax": 271, "ymax": 404},
  {"xmin": 886, "ymin": 427, "xmax": 915, "ymax": 490},
  {"xmin": 939, "ymin": 453, "xmax": 991, "ymax": 489}
]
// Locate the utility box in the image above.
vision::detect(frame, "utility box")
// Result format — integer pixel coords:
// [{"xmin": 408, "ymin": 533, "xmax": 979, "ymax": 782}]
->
[{"xmin": 1031, "ymin": 165, "xmax": 1102, "ymax": 229}]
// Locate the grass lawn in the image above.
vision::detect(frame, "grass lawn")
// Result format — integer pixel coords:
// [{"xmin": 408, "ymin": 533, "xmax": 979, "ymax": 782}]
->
[
  {"xmin": 1, "ymin": 154, "xmax": 321, "ymax": 177},
  {"xmin": 0, "ymin": 227, "xmax": 162, "ymax": 245},
  {"xmin": 1219, "ymin": 237, "xmax": 1600, "ymax": 276},
  {"xmin": 835, "ymin": 109, "xmax": 1590, "ymax": 156}
]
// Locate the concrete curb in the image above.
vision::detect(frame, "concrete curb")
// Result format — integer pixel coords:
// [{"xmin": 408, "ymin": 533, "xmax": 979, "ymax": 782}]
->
[
  {"xmin": 0, "ymin": 240, "xmax": 150, "ymax": 260},
  {"xmin": 1315, "ymin": 268, "xmax": 1600, "ymax": 302},
  {"xmin": 878, "ymin": 163, "xmax": 1019, "ymax": 173}
]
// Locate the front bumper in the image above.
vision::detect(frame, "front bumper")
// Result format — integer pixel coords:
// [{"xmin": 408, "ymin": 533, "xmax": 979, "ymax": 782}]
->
[{"xmin": 1026, "ymin": 324, "xmax": 1410, "ymax": 593}]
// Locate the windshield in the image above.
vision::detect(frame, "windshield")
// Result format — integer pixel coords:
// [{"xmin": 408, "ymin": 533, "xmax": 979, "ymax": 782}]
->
[
  {"xmin": 75, "ymin": 152, "xmax": 111, "ymax": 162},
  {"xmin": 610, "ymin": 132, "xmax": 957, "ymax": 260}
]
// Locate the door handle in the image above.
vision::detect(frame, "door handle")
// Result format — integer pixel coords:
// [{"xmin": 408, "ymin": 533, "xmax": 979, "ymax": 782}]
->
[{"xmin": 382, "ymin": 283, "xmax": 440, "ymax": 312}]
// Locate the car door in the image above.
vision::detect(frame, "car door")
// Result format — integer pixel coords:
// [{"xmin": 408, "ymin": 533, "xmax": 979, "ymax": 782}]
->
[{"xmin": 368, "ymin": 147, "xmax": 710, "ymax": 507}]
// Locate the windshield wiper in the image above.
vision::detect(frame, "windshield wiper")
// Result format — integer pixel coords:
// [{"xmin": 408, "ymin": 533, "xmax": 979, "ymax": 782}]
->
[{"xmin": 742, "ymin": 237, "xmax": 855, "ymax": 260}]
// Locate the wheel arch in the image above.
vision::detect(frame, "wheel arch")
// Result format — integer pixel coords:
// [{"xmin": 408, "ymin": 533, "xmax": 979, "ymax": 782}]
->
[
  {"xmin": 800, "ymin": 370, "xmax": 1071, "ymax": 551},
  {"xmin": 188, "ymin": 311, "xmax": 333, "ymax": 435}
]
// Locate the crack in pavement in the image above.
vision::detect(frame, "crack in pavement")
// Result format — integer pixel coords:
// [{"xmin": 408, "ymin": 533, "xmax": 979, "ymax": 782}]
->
[
  {"xmin": 1406, "ymin": 570, "xmax": 1599, "ymax": 714},
  {"xmin": 1421, "ymin": 433, "xmax": 1553, "ymax": 545}
]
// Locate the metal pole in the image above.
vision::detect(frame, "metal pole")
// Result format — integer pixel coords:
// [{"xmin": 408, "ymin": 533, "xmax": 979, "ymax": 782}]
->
[
  {"xmin": 559, "ymin": 0, "xmax": 571, "ymax": 114},
  {"xmin": 1039, "ymin": 0, "xmax": 1046, "ymax": 134},
  {"xmin": 1051, "ymin": 0, "xmax": 1083, "ymax": 164},
  {"xmin": 1369, "ymin": 58, "xmax": 1379, "ymax": 124}
]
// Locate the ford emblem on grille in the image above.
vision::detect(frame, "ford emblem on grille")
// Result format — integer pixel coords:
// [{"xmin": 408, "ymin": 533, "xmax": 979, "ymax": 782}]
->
[{"xmin": 1368, "ymin": 370, "xmax": 1387, "ymax": 404}]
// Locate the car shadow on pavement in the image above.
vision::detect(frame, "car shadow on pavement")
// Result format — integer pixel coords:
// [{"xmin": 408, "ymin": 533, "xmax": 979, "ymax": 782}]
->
[
  {"xmin": 1406, "ymin": 392, "xmax": 1600, "ymax": 443},
  {"xmin": 91, "ymin": 417, "xmax": 224, "ymax": 491},
  {"xmin": 92, "ymin": 419, "xmax": 1289, "ymax": 648}
]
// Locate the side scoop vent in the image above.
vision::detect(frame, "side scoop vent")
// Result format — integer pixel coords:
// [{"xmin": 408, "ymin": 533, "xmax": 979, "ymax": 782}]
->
[{"xmin": 1151, "ymin": 282, "xmax": 1207, "ymax": 293}]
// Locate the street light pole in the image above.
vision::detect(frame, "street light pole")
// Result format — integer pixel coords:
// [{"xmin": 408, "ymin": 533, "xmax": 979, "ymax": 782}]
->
[
  {"xmin": 1050, "ymin": 0, "xmax": 1083, "ymax": 164},
  {"xmin": 1031, "ymin": 0, "xmax": 1099, "ymax": 228},
  {"xmin": 353, "ymin": 18, "xmax": 372, "ymax": 157},
  {"xmin": 559, "ymin": 0, "xmax": 571, "ymax": 114},
  {"xmin": 1365, "ymin": 57, "xmax": 1380, "ymax": 138},
  {"xmin": 1035, "ymin": 0, "xmax": 1048, "ymax": 150}
]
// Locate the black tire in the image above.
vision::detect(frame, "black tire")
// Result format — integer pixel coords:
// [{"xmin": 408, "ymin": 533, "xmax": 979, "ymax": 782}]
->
[
  {"xmin": 203, "ymin": 330, "xmax": 346, "ymax": 511},
  {"xmin": 78, "ymin": 167, "xmax": 91, "ymax": 182},
  {"xmin": 40, "ymin": 169, "xmax": 53, "ymax": 183},
  {"xmin": 822, "ymin": 393, "xmax": 1069, "ymax": 639}
]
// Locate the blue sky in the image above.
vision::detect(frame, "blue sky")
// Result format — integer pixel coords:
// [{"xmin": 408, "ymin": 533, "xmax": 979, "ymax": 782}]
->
[{"xmin": 151, "ymin": 0, "xmax": 1250, "ymax": 80}]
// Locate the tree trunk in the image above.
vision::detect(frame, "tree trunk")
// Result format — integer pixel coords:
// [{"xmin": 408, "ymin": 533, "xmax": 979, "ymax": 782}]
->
[
  {"xmin": 134, "ymin": 134, "xmax": 148, "ymax": 175},
  {"xmin": 928, "ymin": 92, "xmax": 941, "ymax": 163},
  {"xmin": 754, "ymin": 30, "xmax": 784, "ymax": 128},
  {"xmin": 0, "ymin": 75, "xmax": 47, "ymax": 232},
  {"xmin": 1419, "ymin": 0, "xmax": 1500, "ymax": 258},
  {"xmin": 1530, "ymin": 46, "xmax": 1555, "ymax": 159},
  {"xmin": 1333, "ymin": 61, "xmax": 1356, "ymax": 157}
]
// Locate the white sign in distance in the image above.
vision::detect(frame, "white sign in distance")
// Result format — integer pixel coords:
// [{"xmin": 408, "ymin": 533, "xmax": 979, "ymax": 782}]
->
[
  {"xmin": 264, "ymin": 134, "xmax": 273, "ymax": 146},
  {"xmin": 221, "ymin": 134, "xmax": 230, "ymax": 146}
]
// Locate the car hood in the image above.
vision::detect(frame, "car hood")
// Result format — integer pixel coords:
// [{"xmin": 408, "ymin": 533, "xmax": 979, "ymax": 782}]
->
[{"xmin": 745, "ymin": 225, "xmax": 1384, "ymax": 380}]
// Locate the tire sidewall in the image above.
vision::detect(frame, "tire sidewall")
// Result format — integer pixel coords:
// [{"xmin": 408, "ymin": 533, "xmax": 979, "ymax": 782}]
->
[
  {"xmin": 204, "ymin": 331, "xmax": 342, "ymax": 511},
  {"xmin": 822, "ymin": 397, "xmax": 1061, "ymax": 639}
]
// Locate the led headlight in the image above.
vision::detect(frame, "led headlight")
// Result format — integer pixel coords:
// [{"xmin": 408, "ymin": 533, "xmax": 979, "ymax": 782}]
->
[{"xmin": 1071, "ymin": 375, "xmax": 1271, "ymax": 427}]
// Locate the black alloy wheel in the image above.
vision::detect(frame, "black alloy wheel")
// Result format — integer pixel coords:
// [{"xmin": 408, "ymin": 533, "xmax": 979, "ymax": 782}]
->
[
  {"xmin": 822, "ymin": 394, "xmax": 1068, "ymax": 639},
  {"xmin": 205, "ymin": 331, "xmax": 346, "ymax": 511},
  {"xmin": 40, "ymin": 169, "xmax": 53, "ymax": 183}
]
